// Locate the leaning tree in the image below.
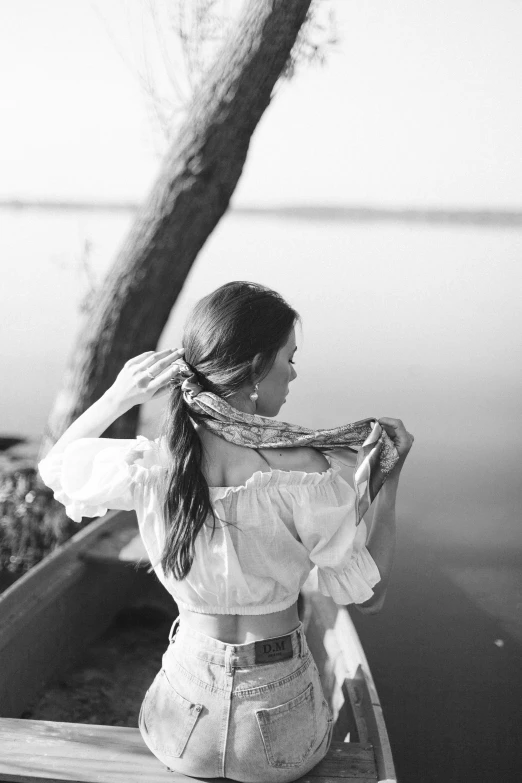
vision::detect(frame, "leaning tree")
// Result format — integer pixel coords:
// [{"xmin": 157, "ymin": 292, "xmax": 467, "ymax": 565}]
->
[{"xmin": 40, "ymin": 0, "xmax": 317, "ymax": 455}]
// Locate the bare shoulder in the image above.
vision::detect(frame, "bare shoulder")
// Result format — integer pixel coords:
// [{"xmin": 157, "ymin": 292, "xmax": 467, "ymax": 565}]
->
[{"xmin": 261, "ymin": 446, "xmax": 330, "ymax": 474}]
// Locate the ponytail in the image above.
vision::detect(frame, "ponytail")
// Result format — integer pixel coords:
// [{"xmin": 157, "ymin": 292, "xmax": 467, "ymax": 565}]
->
[{"xmin": 160, "ymin": 386, "xmax": 215, "ymax": 580}]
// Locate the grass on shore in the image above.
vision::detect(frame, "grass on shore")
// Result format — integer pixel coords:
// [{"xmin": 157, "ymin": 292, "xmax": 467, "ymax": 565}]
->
[{"xmin": 0, "ymin": 465, "xmax": 80, "ymax": 577}]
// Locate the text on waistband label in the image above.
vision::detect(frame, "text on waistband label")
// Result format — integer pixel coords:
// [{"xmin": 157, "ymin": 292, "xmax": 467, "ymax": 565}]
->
[{"xmin": 254, "ymin": 634, "xmax": 293, "ymax": 663}]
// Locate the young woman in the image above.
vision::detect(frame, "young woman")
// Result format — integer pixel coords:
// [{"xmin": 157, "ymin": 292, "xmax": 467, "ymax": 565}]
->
[{"xmin": 39, "ymin": 281, "xmax": 413, "ymax": 783}]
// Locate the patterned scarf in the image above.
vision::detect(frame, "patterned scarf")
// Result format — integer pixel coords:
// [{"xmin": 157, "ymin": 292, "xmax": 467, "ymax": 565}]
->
[{"xmin": 174, "ymin": 364, "xmax": 400, "ymax": 525}]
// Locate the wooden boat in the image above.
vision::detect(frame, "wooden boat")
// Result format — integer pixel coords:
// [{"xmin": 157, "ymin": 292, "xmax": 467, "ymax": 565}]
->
[{"xmin": 0, "ymin": 510, "xmax": 396, "ymax": 783}]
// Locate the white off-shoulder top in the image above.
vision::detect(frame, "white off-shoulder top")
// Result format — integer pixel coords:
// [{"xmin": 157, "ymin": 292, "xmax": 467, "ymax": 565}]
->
[{"xmin": 38, "ymin": 435, "xmax": 381, "ymax": 615}]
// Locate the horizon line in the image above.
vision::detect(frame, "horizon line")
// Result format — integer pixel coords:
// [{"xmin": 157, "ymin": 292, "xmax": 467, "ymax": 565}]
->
[{"xmin": 1, "ymin": 198, "xmax": 522, "ymax": 226}]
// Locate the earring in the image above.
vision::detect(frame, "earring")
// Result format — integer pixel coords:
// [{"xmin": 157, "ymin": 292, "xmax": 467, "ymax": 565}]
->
[{"xmin": 249, "ymin": 383, "xmax": 259, "ymax": 402}]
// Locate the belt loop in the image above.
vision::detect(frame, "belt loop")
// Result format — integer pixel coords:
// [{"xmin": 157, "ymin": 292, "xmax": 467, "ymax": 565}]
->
[
  {"xmin": 225, "ymin": 646, "xmax": 235, "ymax": 676},
  {"xmin": 168, "ymin": 616, "xmax": 180, "ymax": 644},
  {"xmin": 296, "ymin": 625, "xmax": 304, "ymax": 658}
]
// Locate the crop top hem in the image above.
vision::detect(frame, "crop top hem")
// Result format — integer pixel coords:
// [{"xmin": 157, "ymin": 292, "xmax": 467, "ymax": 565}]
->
[{"xmin": 174, "ymin": 594, "xmax": 300, "ymax": 616}]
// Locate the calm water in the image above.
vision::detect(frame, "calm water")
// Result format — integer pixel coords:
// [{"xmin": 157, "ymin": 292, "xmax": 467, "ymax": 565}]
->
[{"xmin": 1, "ymin": 208, "xmax": 521, "ymax": 781}]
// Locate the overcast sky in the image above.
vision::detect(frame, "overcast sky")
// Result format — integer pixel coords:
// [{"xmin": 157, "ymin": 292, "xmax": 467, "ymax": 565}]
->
[{"xmin": 0, "ymin": 0, "xmax": 521, "ymax": 208}]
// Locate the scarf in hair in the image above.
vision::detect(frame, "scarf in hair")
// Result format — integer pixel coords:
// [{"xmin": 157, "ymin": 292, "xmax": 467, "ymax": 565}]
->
[{"xmin": 173, "ymin": 362, "xmax": 400, "ymax": 525}]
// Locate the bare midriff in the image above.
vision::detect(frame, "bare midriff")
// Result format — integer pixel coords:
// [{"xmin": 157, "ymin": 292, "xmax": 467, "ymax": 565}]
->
[{"xmin": 178, "ymin": 601, "xmax": 300, "ymax": 644}]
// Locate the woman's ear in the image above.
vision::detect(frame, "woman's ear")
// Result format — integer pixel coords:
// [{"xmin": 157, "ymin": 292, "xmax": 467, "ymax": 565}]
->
[{"xmin": 251, "ymin": 353, "xmax": 264, "ymax": 381}]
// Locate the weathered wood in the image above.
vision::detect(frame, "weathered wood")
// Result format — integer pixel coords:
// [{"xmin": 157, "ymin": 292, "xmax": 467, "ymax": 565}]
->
[
  {"xmin": 303, "ymin": 741, "xmax": 377, "ymax": 779},
  {"xmin": 301, "ymin": 588, "xmax": 396, "ymax": 782},
  {"xmin": 0, "ymin": 512, "xmax": 172, "ymax": 718},
  {"xmin": 79, "ymin": 521, "xmax": 148, "ymax": 568},
  {"xmin": 0, "ymin": 719, "xmax": 178, "ymax": 783},
  {"xmin": 337, "ymin": 678, "xmax": 367, "ymax": 744},
  {"xmin": 0, "ymin": 720, "xmax": 376, "ymax": 783}
]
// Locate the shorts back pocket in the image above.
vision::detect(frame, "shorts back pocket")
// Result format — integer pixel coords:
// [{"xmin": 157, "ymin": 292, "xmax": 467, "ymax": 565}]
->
[
  {"xmin": 142, "ymin": 669, "xmax": 202, "ymax": 758},
  {"xmin": 255, "ymin": 682, "xmax": 317, "ymax": 768}
]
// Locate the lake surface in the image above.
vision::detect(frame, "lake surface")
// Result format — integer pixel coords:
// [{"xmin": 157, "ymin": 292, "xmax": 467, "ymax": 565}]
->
[{"xmin": 1, "ymin": 207, "xmax": 521, "ymax": 781}]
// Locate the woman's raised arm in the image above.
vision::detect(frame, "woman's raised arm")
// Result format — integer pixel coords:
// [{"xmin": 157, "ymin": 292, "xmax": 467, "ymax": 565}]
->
[{"xmin": 46, "ymin": 348, "xmax": 184, "ymax": 456}]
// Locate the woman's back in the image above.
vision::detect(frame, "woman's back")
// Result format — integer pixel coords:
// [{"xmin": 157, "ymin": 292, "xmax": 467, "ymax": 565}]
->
[{"xmin": 181, "ymin": 429, "xmax": 335, "ymax": 642}]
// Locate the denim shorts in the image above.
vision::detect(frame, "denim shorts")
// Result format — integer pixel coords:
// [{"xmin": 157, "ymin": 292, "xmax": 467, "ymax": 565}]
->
[{"xmin": 138, "ymin": 617, "xmax": 334, "ymax": 782}]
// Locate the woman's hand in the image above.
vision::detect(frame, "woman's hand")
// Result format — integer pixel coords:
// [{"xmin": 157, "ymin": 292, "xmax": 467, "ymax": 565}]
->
[
  {"xmin": 377, "ymin": 417, "xmax": 414, "ymax": 475},
  {"xmin": 107, "ymin": 348, "xmax": 185, "ymax": 411}
]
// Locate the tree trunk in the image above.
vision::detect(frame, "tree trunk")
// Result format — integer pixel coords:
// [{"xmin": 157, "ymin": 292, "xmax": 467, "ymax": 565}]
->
[{"xmin": 40, "ymin": 0, "xmax": 312, "ymax": 456}]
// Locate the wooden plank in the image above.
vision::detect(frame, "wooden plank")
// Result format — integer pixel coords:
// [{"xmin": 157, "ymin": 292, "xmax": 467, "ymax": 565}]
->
[
  {"xmin": 302, "ymin": 742, "xmax": 376, "ymax": 779},
  {"xmin": 329, "ymin": 607, "xmax": 395, "ymax": 783},
  {"xmin": 79, "ymin": 523, "xmax": 149, "ymax": 568},
  {"xmin": 304, "ymin": 591, "xmax": 363, "ymax": 740},
  {"xmin": 0, "ymin": 512, "xmax": 137, "ymax": 647},
  {"xmin": 337, "ymin": 679, "xmax": 366, "ymax": 743},
  {"xmin": 302, "ymin": 589, "xmax": 396, "ymax": 783},
  {"xmin": 299, "ymin": 779, "xmax": 377, "ymax": 783},
  {"xmin": 0, "ymin": 721, "xmax": 376, "ymax": 783},
  {"xmin": 0, "ymin": 719, "xmax": 177, "ymax": 783}
]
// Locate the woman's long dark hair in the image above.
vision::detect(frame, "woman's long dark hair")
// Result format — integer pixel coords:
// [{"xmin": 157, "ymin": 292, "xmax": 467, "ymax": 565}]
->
[{"xmin": 160, "ymin": 281, "xmax": 299, "ymax": 580}]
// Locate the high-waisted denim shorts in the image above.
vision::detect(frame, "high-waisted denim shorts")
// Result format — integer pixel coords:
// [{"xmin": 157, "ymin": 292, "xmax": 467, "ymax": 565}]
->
[{"xmin": 138, "ymin": 617, "xmax": 334, "ymax": 782}]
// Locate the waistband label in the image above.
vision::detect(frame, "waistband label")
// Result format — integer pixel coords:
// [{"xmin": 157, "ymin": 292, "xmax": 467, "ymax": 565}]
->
[{"xmin": 255, "ymin": 634, "xmax": 294, "ymax": 664}]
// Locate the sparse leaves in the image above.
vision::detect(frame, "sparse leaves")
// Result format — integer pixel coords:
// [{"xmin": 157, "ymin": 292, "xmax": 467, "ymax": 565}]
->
[
  {"xmin": 92, "ymin": 0, "xmax": 339, "ymax": 152},
  {"xmin": 281, "ymin": 0, "xmax": 339, "ymax": 82}
]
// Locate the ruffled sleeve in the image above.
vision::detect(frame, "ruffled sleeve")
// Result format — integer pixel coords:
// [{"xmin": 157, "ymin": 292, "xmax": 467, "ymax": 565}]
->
[
  {"xmin": 293, "ymin": 462, "xmax": 381, "ymax": 605},
  {"xmin": 38, "ymin": 435, "xmax": 160, "ymax": 523}
]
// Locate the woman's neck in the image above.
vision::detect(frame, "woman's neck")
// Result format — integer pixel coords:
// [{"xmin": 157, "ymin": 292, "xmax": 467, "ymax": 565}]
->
[{"xmin": 222, "ymin": 390, "xmax": 255, "ymax": 415}]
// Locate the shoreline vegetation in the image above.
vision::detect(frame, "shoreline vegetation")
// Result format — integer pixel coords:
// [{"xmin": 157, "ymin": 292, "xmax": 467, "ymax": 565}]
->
[
  {"xmin": 0, "ymin": 439, "xmax": 80, "ymax": 589},
  {"xmin": 1, "ymin": 198, "xmax": 522, "ymax": 226}
]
